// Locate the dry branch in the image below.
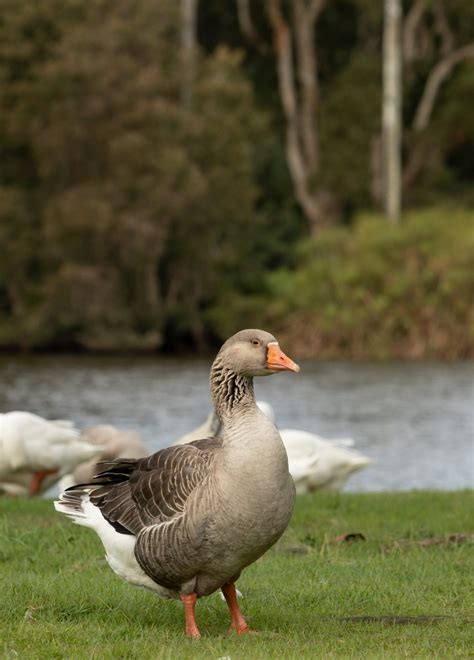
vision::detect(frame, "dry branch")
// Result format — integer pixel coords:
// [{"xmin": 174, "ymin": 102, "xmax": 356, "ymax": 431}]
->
[
  {"xmin": 236, "ymin": 0, "xmax": 270, "ymax": 54},
  {"xmin": 413, "ymin": 43, "xmax": 474, "ymax": 131}
]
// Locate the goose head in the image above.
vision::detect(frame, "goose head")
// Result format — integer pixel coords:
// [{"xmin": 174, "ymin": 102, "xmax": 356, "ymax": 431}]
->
[{"xmin": 215, "ymin": 329, "xmax": 300, "ymax": 377}]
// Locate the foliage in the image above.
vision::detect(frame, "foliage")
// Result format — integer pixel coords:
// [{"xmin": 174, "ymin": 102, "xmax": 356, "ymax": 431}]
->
[
  {"xmin": 211, "ymin": 208, "xmax": 474, "ymax": 359},
  {"xmin": 202, "ymin": 0, "xmax": 474, "ymax": 216},
  {"xmin": 319, "ymin": 52, "xmax": 381, "ymax": 212},
  {"xmin": 1, "ymin": 491, "xmax": 473, "ymax": 657},
  {"xmin": 0, "ymin": 1, "xmax": 268, "ymax": 351},
  {"xmin": 0, "ymin": 0, "xmax": 472, "ymax": 353}
]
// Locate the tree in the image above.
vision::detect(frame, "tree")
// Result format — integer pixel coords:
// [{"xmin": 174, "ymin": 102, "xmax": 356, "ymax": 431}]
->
[
  {"xmin": 264, "ymin": 0, "xmax": 327, "ymax": 232},
  {"xmin": 235, "ymin": 0, "xmax": 327, "ymax": 231},
  {"xmin": 401, "ymin": 1, "xmax": 474, "ymax": 195},
  {"xmin": 0, "ymin": 0, "xmax": 267, "ymax": 350},
  {"xmin": 382, "ymin": 0, "xmax": 402, "ymax": 223}
]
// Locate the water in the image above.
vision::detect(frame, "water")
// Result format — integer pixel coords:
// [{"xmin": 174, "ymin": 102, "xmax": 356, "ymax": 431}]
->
[{"xmin": 0, "ymin": 354, "xmax": 472, "ymax": 492}]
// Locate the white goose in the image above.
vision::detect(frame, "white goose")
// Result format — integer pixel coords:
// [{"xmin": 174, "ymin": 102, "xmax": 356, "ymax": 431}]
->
[
  {"xmin": 58, "ymin": 424, "xmax": 149, "ymax": 491},
  {"xmin": 257, "ymin": 401, "xmax": 373, "ymax": 492},
  {"xmin": 173, "ymin": 411, "xmax": 221, "ymax": 446},
  {"xmin": 0, "ymin": 411, "xmax": 104, "ymax": 496},
  {"xmin": 280, "ymin": 428, "xmax": 373, "ymax": 492}
]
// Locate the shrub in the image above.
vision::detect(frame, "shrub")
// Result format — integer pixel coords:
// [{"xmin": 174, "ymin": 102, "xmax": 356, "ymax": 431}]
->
[{"xmin": 211, "ymin": 207, "xmax": 474, "ymax": 359}]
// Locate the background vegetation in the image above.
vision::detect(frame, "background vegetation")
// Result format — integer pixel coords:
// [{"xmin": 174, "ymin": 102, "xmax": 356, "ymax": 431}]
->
[
  {"xmin": 213, "ymin": 207, "xmax": 474, "ymax": 359},
  {"xmin": 0, "ymin": 0, "xmax": 472, "ymax": 357},
  {"xmin": 1, "ymin": 492, "xmax": 473, "ymax": 657}
]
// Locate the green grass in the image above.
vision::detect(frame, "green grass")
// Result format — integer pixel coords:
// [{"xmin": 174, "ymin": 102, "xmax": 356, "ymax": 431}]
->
[{"xmin": 1, "ymin": 491, "xmax": 473, "ymax": 658}]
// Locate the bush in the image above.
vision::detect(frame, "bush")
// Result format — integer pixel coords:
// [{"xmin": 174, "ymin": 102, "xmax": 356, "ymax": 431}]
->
[{"xmin": 210, "ymin": 207, "xmax": 474, "ymax": 359}]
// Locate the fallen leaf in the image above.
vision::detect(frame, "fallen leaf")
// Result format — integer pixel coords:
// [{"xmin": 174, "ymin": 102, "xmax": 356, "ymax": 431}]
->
[{"xmin": 334, "ymin": 533, "xmax": 366, "ymax": 544}]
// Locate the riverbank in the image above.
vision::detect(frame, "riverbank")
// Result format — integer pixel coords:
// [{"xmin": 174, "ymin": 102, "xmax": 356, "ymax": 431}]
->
[{"xmin": 1, "ymin": 491, "xmax": 473, "ymax": 658}]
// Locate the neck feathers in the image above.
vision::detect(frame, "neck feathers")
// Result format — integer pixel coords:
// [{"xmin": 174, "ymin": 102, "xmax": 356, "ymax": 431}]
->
[{"xmin": 210, "ymin": 358, "xmax": 255, "ymax": 420}]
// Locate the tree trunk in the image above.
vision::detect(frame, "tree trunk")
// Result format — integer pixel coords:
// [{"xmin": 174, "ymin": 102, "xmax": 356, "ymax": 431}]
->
[
  {"xmin": 181, "ymin": 0, "xmax": 198, "ymax": 108},
  {"xmin": 293, "ymin": 0, "xmax": 322, "ymax": 171},
  {"xmin": 401, "ymin": 42, "xmax": 474, "ymax": 196},
  {"xmin": 402, "ymin": 0, "xmax": 425, "ymax": 63},
  {"xmin": 374, "ymin": 1, "xmax": 472, "ymax": 205},
  {"xmin": 265, "ymin": 0, "xmax": 326, "ymax": 232},
  {"xmin": 382, "ymin": 0, "xmax": 402, "ymax": 224}
]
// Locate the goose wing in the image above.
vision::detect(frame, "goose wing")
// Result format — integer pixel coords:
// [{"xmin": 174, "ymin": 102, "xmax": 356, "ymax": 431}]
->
[{"xmin": 70, "ymin": 440, "xmax": 220, "ymax": 537}]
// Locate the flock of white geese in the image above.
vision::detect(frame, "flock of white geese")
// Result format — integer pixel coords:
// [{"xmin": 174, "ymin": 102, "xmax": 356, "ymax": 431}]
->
[{"xmin": 2, "ymin": 330, "xmax": 373, "ymax": 637}]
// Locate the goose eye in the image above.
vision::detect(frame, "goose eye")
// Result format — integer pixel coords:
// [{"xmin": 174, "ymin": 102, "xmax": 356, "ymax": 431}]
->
[{"xmin": 251, "ymin": 339, "xmax": 260, "ymax": 346}]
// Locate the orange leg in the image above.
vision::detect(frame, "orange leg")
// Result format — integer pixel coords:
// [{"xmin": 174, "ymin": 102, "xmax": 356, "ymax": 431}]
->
[
  {"xmin": 221, "ymin": 582, "xmax": 250, "ymax": 634},
  {"xmin": 29, "ymin": 469, "xmax": 58, "ymax": 496},
  {"xmin": 179, "ymin": 593, "xmax": 201, "ymax": 639}
]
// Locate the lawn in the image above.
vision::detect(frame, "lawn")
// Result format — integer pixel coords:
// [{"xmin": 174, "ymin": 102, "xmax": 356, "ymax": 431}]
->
[{"xmin": 1, "ymin": 491, "xmax": 473, "ymax": 658}]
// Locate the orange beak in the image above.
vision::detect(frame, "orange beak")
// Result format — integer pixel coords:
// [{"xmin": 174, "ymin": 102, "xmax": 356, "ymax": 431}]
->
[{"xmin": 266, "ymin": 343, "xmax": 300, "ymax": 373}]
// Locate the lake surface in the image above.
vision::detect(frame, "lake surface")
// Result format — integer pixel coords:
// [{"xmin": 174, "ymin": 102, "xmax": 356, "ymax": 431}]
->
[{"xmin": 0, "ymin": 354, "xmax": 472, "ymax": 492}]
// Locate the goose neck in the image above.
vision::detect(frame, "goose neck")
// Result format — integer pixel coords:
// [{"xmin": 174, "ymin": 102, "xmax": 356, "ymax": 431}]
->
[{"xmin": 209, "ymin": 360, "xmax": 255, "ymax": 422}]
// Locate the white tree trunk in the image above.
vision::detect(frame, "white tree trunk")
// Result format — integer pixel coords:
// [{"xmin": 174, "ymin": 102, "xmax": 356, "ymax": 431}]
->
[{"xmin": 382, "ymin": 0, "xmax": 402, "ymax": 224}]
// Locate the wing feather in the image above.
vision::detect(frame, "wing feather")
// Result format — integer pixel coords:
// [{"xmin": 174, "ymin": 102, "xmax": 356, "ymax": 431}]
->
[{"xmin": 85, "ymin": 442, "xmax": 218, "ymax": 536}]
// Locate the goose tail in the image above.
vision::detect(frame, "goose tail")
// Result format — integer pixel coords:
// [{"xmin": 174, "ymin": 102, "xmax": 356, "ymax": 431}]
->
[
  {"xmin": 54, "ymin": 486, "xmax": 95, "ymax": 526},
  {"xmin": 54, "ymin": 458, "xmax": 139, "ymax": 529}
]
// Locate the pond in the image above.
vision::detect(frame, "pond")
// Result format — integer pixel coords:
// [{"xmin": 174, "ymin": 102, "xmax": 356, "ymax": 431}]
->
[{"xmin": 0, "ymin": 354, "xmax": 472, "ymax": 492}]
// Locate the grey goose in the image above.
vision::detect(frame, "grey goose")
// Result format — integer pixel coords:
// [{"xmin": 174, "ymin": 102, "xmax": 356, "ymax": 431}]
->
[{"xmin": 54, "ymin": 329, "xmax": 300, "ymax": 638}]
